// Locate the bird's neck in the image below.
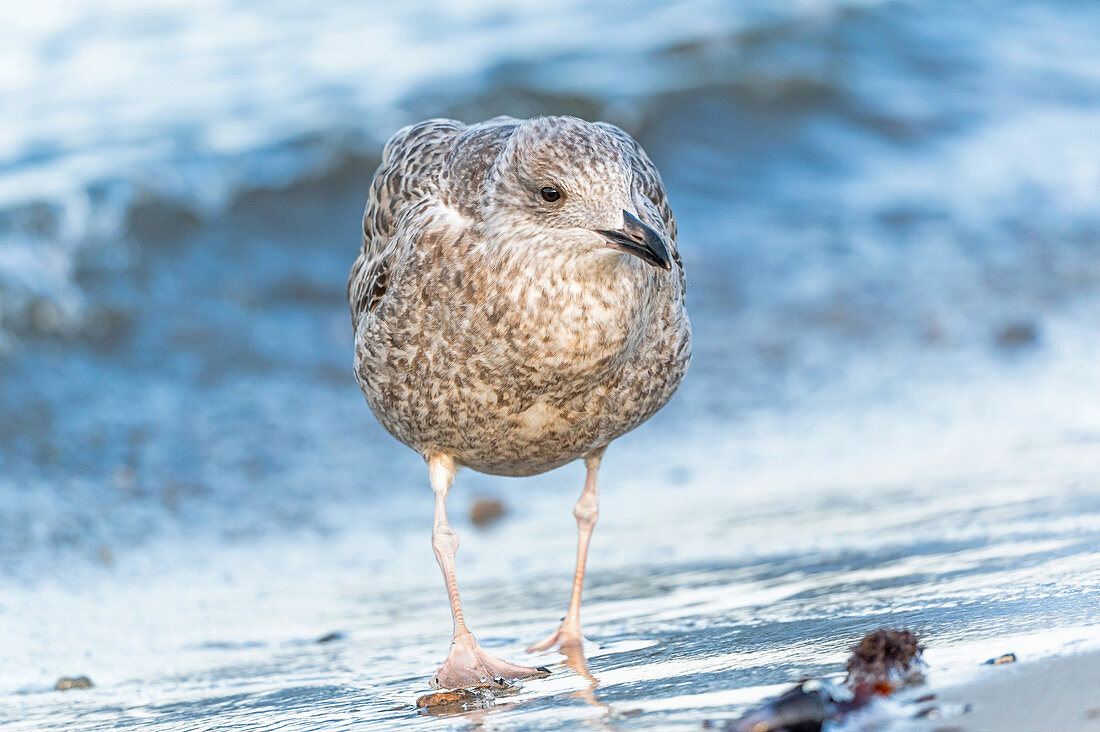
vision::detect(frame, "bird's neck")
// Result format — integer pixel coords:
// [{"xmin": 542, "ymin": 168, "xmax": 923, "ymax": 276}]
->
[
  {"xmin": 484, "ymin": 240, "xmax": 654, "ymax": 356},
  {"xmin": 485, "ymin": 234, "xmax": 649, "ymax": 291}
]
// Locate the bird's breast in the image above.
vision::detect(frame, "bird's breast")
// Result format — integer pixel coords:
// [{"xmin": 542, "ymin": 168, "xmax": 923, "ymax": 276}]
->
[
  {"xmin": 486, "ymin": 271, "xmax": 643, "ymax": 383},
  {"xmin": 354, "ymin": 240, "xmax": 686, "ymax": 474}
]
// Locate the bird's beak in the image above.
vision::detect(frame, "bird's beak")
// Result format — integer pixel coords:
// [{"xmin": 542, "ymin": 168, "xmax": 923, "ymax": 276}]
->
[{"xmin": 596, "ymin": 210, "xmax": 672, "ymax": 270}]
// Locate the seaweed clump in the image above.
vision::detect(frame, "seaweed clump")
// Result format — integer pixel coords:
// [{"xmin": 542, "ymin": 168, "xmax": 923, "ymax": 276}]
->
[
  {"xmin": 846, "ymin": 628, "xmax": 925, "ymax": 697},
  {"xmin": 716, "ymin": 628, "xmax": 925, "ymax": 732}
]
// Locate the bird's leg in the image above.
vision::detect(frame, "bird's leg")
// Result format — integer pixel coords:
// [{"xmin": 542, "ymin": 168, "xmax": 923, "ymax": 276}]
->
[
  {"xmin": 427, "ymin": 455, "xmax": 546, "ymax": 689},
  {"xmin": 527, "ymin": 447, "xmax": 605, "ymax": 654}
]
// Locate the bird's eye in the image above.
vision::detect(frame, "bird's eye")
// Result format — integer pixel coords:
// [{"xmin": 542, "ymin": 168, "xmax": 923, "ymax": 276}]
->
[{"xmin": 539, "ymin": 186, "xmax": 561, "ymax": 203}]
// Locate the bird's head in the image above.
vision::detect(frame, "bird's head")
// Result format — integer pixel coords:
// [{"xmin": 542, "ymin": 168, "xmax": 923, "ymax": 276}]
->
[{"xmin": 481, "ymin": 116, "xmax": 672, "ymax": 271}]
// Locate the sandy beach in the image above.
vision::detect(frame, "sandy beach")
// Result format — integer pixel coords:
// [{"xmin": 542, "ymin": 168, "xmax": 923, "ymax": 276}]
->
[{"xmin": 899, "ymin": 648, "xmax": 1100, "ymax": 731}]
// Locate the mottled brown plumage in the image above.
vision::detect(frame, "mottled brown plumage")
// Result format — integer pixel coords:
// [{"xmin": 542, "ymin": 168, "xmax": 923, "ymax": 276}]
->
[{"xmin": 348, "ymin": 115, "xmax": 690, "ymax": 689}]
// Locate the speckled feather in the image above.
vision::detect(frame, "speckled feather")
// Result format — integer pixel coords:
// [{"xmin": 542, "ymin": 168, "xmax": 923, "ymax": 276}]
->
[{"xmin": 349, "ymin": 116, "xmax": 690, "ymax": 476}]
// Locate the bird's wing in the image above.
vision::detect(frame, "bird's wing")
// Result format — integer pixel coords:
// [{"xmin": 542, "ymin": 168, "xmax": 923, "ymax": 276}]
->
[
  {"xmin": 348, "ymin": 117, "xmax": 523, "ymax": 327},
  {"xmin": 348, "ymin": 118, "xmax": 465, "ymax": 326},
  {"xmin": 595, "ymin": 122, "xmax": 680, "ymax": 261}
]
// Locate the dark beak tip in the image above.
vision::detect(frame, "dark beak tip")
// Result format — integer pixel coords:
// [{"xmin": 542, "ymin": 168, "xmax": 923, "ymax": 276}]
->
[{"xmin": 599, "ymin": 210, "xmax": 673, "ymax": 271}]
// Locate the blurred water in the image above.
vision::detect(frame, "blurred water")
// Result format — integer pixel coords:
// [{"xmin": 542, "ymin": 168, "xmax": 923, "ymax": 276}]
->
[{"xmin": 2, "ymin": 0, "xmax": 1100, "ymax": 729}]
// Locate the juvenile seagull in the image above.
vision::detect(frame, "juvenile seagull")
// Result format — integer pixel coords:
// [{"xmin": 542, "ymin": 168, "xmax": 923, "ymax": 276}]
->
[{"xmin": 349, "ymin": 115, "xmax": 691, "ymax": 689}]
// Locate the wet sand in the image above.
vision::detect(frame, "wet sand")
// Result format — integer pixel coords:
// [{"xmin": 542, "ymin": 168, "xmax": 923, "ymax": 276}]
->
[{"xmin": 904, "ymin": 649, "xmax": 1100, "ymax": 731}]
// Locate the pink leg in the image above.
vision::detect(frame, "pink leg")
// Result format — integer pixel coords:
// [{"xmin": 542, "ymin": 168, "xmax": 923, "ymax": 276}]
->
[
  {"xmin": 427, "ymin": 455, "xmax": 546, "ymax": 689},
  {"xmin": 527, "ymin": 448, "xmax": 605, "ymax": 653}
]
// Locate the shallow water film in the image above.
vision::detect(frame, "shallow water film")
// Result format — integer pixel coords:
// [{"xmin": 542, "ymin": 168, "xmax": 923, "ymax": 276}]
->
[{"xmin": 2, "ymin": 0, "xmax": 1100, "ymax": 729}]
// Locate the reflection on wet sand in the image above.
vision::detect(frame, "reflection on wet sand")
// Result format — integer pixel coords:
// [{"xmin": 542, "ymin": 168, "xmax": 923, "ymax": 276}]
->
[{"xmin": 559, "ymin": 640, "xmax": 614, "ymax": 727}]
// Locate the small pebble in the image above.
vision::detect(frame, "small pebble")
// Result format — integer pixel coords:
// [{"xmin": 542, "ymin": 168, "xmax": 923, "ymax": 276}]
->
[
  {"xmin": 470, "ymin": 498, "xmax": 505, "ymax": 527},
  {"xmin": 55, "ymin": 676, "xmax": 94, "ymax": 691},
  {"xmin": 996, "ymin": 322, "xmax": 1038, "ymax": 349},
  {"xmin": 317, "ymin": 632, "xmax": 345, "ymax": 643},
  {"xmin": 985, "ymin": 652, "xmax": 1016, "ymax": 665}
]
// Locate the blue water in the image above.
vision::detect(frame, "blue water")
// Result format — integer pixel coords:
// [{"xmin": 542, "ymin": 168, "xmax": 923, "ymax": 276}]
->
[{"xmin": 2, "ymin": 0, "xmax": 1100, "ymax": 729}]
